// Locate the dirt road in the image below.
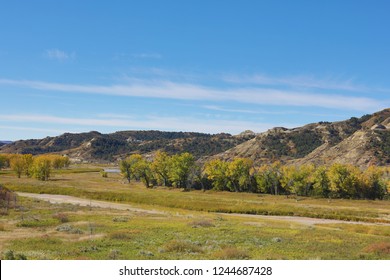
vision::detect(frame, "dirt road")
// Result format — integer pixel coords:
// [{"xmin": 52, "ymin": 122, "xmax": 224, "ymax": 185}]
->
[
  {"xmin": 17, "ymin": 192, "xmax": 389, "ymax": 226},
  {"xmin": 17, "ymin": 192, "xmax": 164, "ymax": 215}
]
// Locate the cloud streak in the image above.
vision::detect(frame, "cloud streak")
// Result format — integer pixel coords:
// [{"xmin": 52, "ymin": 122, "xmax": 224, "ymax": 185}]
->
[
  {"xmin": 223, "ymin": 74, "xmax": 372, "ymax": 92},
  {"xmin": 132, "ymin": 53, "xmax": 162, "ymax": 59},
  {"xmin": 0, "ymin": 114, "xmax": 285, "ymax": 135},
  {"xmin": 44, "ymin": 49, "xmax": 75, "ymax": 61},
  {"xmin": 0, "ymin": 78, "xmax": 383, "ymax": 112}
]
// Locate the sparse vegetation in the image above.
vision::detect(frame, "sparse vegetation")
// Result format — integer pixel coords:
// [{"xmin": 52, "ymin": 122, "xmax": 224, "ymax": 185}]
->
[{"xmin": 0, "ymin": 183, "xmax": 389, "ymax": 260}]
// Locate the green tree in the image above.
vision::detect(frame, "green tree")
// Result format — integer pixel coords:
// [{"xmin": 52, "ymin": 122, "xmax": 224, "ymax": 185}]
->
[
  {"xmin": 204, "ymin": 159, "xmax": 229, "ymax": 191},
  {"xmin": 22, "ymin": 154, "xmax": 33, "ymax": 177},
  {"xmin": 280, "ymin": 165, "xmax": 314, "ymax": 196},
  {"xmin": 328, "ymin": 164, "xmax": 361, "ymax": 198},
  {"xmin": 151, "ymin": 151, "xmax": 172, "ymax": 186},
  {"xmin": 120, "ymin": 154, "xmax": 142, "ymax": 183},
  {"xmin": 0, "ymin": 155, "xmax": 6, "ymax": 170},
  {"xmin": 132, "ymin": 155, "xmax": 154, "ymax": 188},
  {"xmin": 169, "ymin": 152, "xmax": 195, "ymax": 188},
  {"xmin": 255, "ymin": 162, "xmax": 282, "ymax": 195},
  {"xmin": 227, "ymin": 158, "xmax": 254, "ymax": 192},
  {"xmin": 313, "ymin": 165, "xmax": 331, "ymax": 197},
  {"xmin": 361, "ymin": 166, "xmax": 387, "ymax": 199},
  {"xmin": 0, "ymin": 154, "xmax": 10, "ymax": 170},
  {"xmin": 31, "ymin": 156, "xmax": 52, "ymax": 181},
  {"xmin": 51, "ymin": 155, "xmax": 71, "ymax": 169},
  {"xmin": 10, "ymin": 155, "xmax": 24, "ymax": 178}
]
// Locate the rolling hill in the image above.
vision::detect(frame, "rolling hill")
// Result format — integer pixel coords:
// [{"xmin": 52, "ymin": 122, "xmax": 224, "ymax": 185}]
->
[
  {"xmin": 215, "ymin": 108, "xmax": 390, "ymax": 167},
  {"xmin": 1, "ymin": 108, "xmax": 389, "ymax": 167},
  {"xmin": 0, "ymin": 130, "xmax": 252, "ymax": 163}
]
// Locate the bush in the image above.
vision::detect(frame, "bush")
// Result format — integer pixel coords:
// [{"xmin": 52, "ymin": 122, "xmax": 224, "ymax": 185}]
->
[
  {"xmin": 188, "ymin": 219, "xmax": 215, "ymax": 228},
  {"xmin": 109, "ymin": 230, "xmax": 133, "ymax": 240},
  {"xmin": 163, "ymin": 240, "xmax": 203, "ymax": 253},
  {"xmin": 4, "ymin": 250, "xmax": 27, "ymax": 260},
  {"xmin": 364, "ymin": 242, "xmax": 390, "ymax": 255},
  {"xmin": 213, "ymin": 247, "xmax": 249, "ymax": 260},
  {"xmin": 52, "ymin": 213, "xmax": 69, "ymax": 223}
]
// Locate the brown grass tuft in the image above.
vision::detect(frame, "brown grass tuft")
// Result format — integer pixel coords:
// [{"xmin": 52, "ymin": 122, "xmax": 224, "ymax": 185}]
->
[
  {"xmin": 364, "ymin": 242, "xmax": 390, "ymax": 255},
  {"xmin": 52, "ymin": 213, "xmax": 69, "ymax": 223},
  {"xmin": 163, "ymin": 240, "xmax": 203, "ymax": 253},
  {"xmin": 213, "ymin": 247, "xmax": 250, "ymax": 260},
  {"xmin": 188, "ymin": 219, "xmax": 215, "ymax": 228}
]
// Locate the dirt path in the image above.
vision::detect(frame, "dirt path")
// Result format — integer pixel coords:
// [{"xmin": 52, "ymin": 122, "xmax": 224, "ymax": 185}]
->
[
  {"xmin": 17, "ymin": 192, "xmax": 389, "ymax": 226},
  {"xmin": 17, "ymin": 192, "xmax": 165, "ymax": 215},
  {"xmin": 221, "ymin": 213, "xmax": 389, "ymax": 226}
]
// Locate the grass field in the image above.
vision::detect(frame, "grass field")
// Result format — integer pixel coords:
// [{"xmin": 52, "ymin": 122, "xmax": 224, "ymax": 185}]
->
[{"xmin": 1, "ymin": 166, "xmax": 390, "ymax": 260}]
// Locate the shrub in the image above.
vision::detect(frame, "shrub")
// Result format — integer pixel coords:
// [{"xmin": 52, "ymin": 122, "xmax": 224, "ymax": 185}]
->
[
  {"xmin": 213, "ymin": 247, "xmax": 249, "ymax": 260},
  {"xmin": 188, "ymin": 219, "xmax": 215, "ymax": 228},
  {"xmin": 364, "ymin": 242, "xmax": 390, "ymax": 255},
  {"xmin": 163, "ymin": 240, "xmax": 203, "ymax": 253},
  {"xmin": 4, "ymin": 250, "xmax": 27, "ymax": 260},
  {"xmin": 56, "ymin": 224, "xmax": 83, "ymax": 234},
  {"xmin": 108, "ymin": 249, "xmax": 121, "ymax": 260},
  {"xmin": 109, "ymin": 230, "xmax": 133, "ymax": 240},
  {"xmin": 52, "ymin": 213, "xmax": 69, "ymax": 223},
  {"xmin": 112, "ymin": 216, "xmax": 130, "ymax": 222}
]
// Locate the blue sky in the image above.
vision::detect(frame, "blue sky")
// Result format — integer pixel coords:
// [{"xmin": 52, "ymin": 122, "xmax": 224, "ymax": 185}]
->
[{"xmin": 1, "ymin": 0, "xmax": 389, "ymax": 141}]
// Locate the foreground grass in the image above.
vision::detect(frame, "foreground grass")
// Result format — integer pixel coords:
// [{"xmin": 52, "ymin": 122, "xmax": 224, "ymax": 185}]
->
[
  {"xmin": 1, "ymin": 166, "xmax": 390, "ymax": 259},
  {"xmin": 1, "ymin": 196, "xmax": 389, "ymax": 260}
]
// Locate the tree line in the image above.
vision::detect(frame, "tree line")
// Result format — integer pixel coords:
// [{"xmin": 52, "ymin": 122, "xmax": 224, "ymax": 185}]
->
[
  {"xmin": 120, "ymin": 152, "xmax": 389, "ymax": 200},
  {"xmin": 0, "ymin": 154, "xmax": 70, "ymax": 181}
]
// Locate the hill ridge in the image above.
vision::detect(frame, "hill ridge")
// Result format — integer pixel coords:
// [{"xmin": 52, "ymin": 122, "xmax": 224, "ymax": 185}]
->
[{"xmin": 1, "ymin": 108, "xmax": 389, "ymax": 167}]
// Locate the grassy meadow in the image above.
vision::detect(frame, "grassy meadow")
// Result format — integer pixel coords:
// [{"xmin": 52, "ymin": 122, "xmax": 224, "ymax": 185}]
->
[{"xmin": 0, "ymin": 166, "xmax": 390, "ymax": 260}]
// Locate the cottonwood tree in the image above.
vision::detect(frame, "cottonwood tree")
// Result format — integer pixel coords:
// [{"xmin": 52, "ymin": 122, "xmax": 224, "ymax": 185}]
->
[
  {"xmin": 31, "ymin": 156, "xmax": 52, "ymax": 181},
  {"xmin": 169, "ymin": 152, "xmax": 195, "ymax": 189},
  {"xmin": 51, "ymin": 155, "xmax": 70, "ymax": 169},
  {"xmin": 313, "ymin": 165, "xmax": 331, "ymax": 197},
  {"xmin": 120, "ymin": 154, "xmax": 141, "ymax": 183},
  {"xmin": 151, "ymin": 151, "xmax": 171, "ymax": 186},
  {"xmin": 131, "ymin": 155, "xmax": 154, "ymax": 188},
  {"xmin": 227, "ymin": 158, "xmax": 254, "ymax": 192},
  {"xmin": 254, "ymin": 162, "xmax": 282, "ymax": 195},
  {"xmin": 328, "ymin": 164, "xmax": 360, "ymax": 198},
  {"xmin": 204, "ymin": 159, "xmax": 229, "ymax": 191},
  {"xmin": 280, "ymin": 165, "xmax": 314, "ymax": 196},
  {"xmin": 10, "ymin": 155, "xmax": 24, "ymax": 178},
  {"xmin": 361, "ymin": 166, "xmax": 387, "ymax": 199}
]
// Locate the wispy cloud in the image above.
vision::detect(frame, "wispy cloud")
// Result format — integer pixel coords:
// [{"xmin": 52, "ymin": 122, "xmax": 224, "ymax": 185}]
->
[
  {"xmin": 0, "ymin": 114, "xmax": 291, "ymax": 135},
  {"xmin": 132, "ymin": 53, "xmax": 162, "ymax": 59},
  {"xmin": 223, "ymin": 74, "xmax": 370, "ymax": 92},
  {"xmin": 0, "ymin": 78, "xmax": 383, "ymax": 112},
  {"xmin": 0, "ymin": 125, "xmax": 65, "ymax": 134},
  {"xmin": 202, "ymin": 105, "xmax": 261, "ymax": 114},
  {"xmin": 44, "ymin": 49, "xmax": 75, "ymax": 62}
]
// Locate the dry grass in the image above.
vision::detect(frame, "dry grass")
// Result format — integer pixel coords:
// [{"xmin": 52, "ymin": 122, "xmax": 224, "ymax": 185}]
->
[
  {"xmin": 52, "ymin": 213, "xmax": 69, "ymax": 223},
  {"xmin": 163, "ymin": 240, "xmax": 203, "ymax": 253},
  {"xmin": 213, "ymin": 247, "xmax": 250, "ymax": 260},
  {"xmin": 109, "ymin": 230, "xmax": 134, "ymax": 240},
  {"xmin": 364, "ymin": 242, "xmax": 390, "ymax": 255},
  {"xmin": 1, "ymin": 166, "xmax": 390, "ymax": 260},
  {"xmin": 188, "ymin": 219, "xmax": 215, "ymax": 228}
]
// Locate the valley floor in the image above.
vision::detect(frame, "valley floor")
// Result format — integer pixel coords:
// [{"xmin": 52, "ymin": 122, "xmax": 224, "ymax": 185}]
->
[{"xmin": 0, "ymin": 166, "xmax": 390, "ymax": 260}]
